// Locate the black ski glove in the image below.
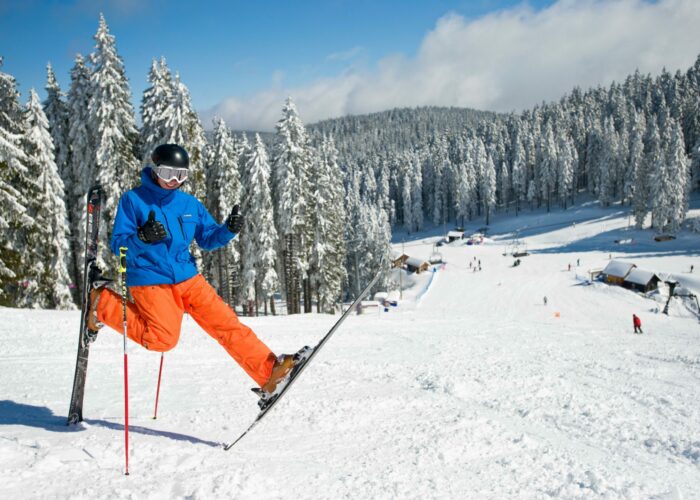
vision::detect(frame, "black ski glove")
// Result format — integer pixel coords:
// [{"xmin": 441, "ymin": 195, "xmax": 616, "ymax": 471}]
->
[
  {"xmin": 137, "ymin": 210, "xmax": 168, "ymax": 244},
  {"xmin": 226, "ymin": 204, "xmax": 244, "ymax": 234}
]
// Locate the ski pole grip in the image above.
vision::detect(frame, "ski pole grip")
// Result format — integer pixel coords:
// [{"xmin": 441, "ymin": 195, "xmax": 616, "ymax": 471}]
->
[{"xmin": 119, "ymin": 247, "xmax": 127, "ymax": 273}]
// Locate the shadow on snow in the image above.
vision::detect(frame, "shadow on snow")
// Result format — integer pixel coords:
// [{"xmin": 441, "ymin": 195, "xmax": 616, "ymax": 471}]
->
[{"xmin": 0, "ymin": 400, "xmax": 220, "ymax": 447}]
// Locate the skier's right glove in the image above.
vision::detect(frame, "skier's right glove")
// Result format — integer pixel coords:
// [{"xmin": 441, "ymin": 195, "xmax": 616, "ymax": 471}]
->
[{"xmin": 137, "ymin": 210, "xmax": 168, "ymax": 244}]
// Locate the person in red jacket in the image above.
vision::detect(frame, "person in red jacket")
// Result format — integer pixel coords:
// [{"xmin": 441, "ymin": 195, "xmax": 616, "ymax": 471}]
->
[{"xmin": 632, "ymin": 314, "xmax": 643, "ymax": 334}]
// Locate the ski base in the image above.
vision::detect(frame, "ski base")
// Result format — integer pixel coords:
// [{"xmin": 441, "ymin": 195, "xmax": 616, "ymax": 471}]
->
[{"xmin": 67, "ymin": 184, "xmax": 103, "ymax": 425}]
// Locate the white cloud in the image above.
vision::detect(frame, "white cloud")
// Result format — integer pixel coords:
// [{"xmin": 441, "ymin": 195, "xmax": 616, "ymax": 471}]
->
[
  {"xmin": 325, "ymin": 46, "xmax": 364, "ymax": 62},
  {"xmin": 202, "ymin": 0, "xmax": 700, "ymax": 131}
]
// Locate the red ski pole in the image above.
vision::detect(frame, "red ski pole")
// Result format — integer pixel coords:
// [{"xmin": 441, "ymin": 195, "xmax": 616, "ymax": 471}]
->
[
  {"xmin": 153, "ymin": 353, "xmax": 164, "ymax": 419},
  {"xmin": 119, "ymin": 247, "xmax": 130, "ymax": 476}
]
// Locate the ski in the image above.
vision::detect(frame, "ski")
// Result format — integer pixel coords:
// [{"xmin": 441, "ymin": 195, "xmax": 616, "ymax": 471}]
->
[
  {"xmin": 67, "ymin": 184, "xmax": 103, "ymax": 425},
  {"xmin": 223, "ymin": 262, "xmax": 385, "ymax": 450}
]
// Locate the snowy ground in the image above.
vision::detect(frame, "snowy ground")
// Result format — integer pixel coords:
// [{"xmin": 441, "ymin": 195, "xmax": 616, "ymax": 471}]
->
[{"xmin": 1, "ymin": 201, "xmax": 699, "ymax": 499}]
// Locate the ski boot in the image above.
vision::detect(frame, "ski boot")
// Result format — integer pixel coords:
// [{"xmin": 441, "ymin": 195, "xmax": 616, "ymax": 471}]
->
[
  {"xmin": 82, "ymin": 265, "xmax": 114, "ymax": 346},
  {"xmin": 253, "ymin": 346, "xmax": 313, "ymax": 410}
]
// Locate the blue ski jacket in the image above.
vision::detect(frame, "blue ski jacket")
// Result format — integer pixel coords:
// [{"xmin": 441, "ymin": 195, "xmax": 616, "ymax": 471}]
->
[{"xmin": 111, "ymin": 167, "xmax": 235, "ymax": 286}]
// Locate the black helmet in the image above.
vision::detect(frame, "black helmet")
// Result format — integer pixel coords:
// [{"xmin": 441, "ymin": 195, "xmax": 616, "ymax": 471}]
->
[{"xmin": 151, "ymin": 144, "xmax": 189, "ymax": 169}]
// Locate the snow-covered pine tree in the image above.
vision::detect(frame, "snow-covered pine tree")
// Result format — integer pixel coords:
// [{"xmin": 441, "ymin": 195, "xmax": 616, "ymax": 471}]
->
[
  {"xmin": 308, "ymin": 135, "xmax": 346, "ymax": 313},
  {"xmin": 481, "ymin": 147, "xmax": 496, "ymax": 225},
  {"xmin": 272, "ymin": 97, "xmax": 311, "ymax": 314},
  {"xmin": 626, "ymin": 111, "xmax": 645, "ymax": 206},
  {"xmin": 0, "ymin": 60, "xmax": 31, "ymax": 304},
  {"xmin": 454, "ymin": 160, "xmax": 472, "ymax": 227},
  {"xmin": 65, "ymin": 54, "xmax": 93, "ymax": 297},
  {"xmin": 355, "ymin": 202, "xmax": 391, "ymax": 292},
  {"xmin": 205, "ymin": 119, "xmax": 242, "ymax": 306},
  {"xmin": 499, "ymin": 160, "xmax": 510, "ymax": 213},
  {"xmin": 401, "ymin": 157, "xmax": 414, "ymax": 232},
  {"xmin": 510, "ymin": 121, "xmax": 527, "ymax": 214},
  {"xmin": 18, "ymin": 89, "xmax": 74, "ymax": 309},
  {"xmin": 537, "ymin": 121, "xmax": 557, "ymax": 212},
  {"xmin": 664, "ymin": 119, "xmax": 690, "ymax": 233},
  {"xmin": 647, "ymin": 118, "xmax": 669, "ymax": 231},
  {"xmin": 598, "ymin": 117, "xmax": 620, "ymax": 207},
  {"xmin": 140, "ymin": 57, "xmax": 174, "ymax": 162},
  {"xmin": 409, "ymin": 151, "xmax": 424, "ymax": 231},
  {"xmin": 161, "ymin": 73, "xmax": 207, "ymax": 199},
  {"xmin": 43, "ymin": 63, "xmax": 69, "ymax": 184},
  {"xmin": 556, "ymin": 132, "xmax": 576, "ymax": 209},
  {"xmin": 88, "ymin": 14, "xmax": 140, "ymax": 267},
  {"xmin": 240, "ymin": 133, "xmax": 279, "ymax": 315}
]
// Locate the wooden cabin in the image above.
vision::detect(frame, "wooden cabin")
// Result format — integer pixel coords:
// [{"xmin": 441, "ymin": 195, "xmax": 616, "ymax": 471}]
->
[
  {"xmin": 602, "ymin": 260, "xmax": 636, "ymax": 285},
  {"xmin": 623, "ymin": 269, "xmax": 661, "ymax": 293}
]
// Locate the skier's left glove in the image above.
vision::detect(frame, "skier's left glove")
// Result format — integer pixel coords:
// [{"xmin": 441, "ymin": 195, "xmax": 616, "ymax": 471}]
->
[{"xmin": 226, "ymin": 204, "xmax": 244, "ymax": 234}]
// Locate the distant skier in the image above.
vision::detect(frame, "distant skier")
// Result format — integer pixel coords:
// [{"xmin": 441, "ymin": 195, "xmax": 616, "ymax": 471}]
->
[
  {"xmin": 577, "ymin": 258, "xmax": 580, "ymax": 266},
  {"xmin": 85, "ymin": 144, "xmax": 302, "ymax": 398},
  {"xmin": 691, "ymin": 265, "xmax": 694, "ymax": 273},
  {"xmin": 633, "ymin": 314, "xmax": 643, "ymax": 334},
  {"xmin": 543, "ymin": 296, "xmax": 548, "ymax": 306}
]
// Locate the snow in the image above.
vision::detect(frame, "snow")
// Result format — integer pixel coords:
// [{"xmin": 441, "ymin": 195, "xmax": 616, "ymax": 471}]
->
[
  {"xmin": 602, "ymin": 259, "xmax": 636, "ymax": 279},
  {"xmin": 624, "ymin": 268, "xmax": 659, "ymax": 286},
  {"xmin": 1, "ymin": 201, "xmax": 700, "ymax": 498}
]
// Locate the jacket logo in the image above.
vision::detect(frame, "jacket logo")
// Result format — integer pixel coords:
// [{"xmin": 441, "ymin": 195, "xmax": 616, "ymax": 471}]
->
[{"xmin": 183, "ymin": 214, "xmax": 193, "ymax": 218}]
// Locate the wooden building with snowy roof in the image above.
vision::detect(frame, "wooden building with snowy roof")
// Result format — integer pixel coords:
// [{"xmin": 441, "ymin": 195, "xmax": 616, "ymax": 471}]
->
[
  {"xmin": 601, "ymin": 260, "xmax": 636, "ymax": 285},
  {"xmin": 623, "ymin": 269, "xmax": 661, "ymax": 293}
]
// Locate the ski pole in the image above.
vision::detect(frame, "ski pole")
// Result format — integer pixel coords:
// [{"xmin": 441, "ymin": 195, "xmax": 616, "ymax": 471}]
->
[
  {"xmin": 118, "ymin": 246, "xmax": 130, "ymax": 476},
  {"xmin": 153, "ymin": 353, "xmax": 164, "ymax": 419}
]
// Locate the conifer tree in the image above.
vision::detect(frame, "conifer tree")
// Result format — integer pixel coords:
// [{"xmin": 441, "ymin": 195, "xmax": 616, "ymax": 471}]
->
[
  {"xmin": 161, "ymin": 73, "xmax": 207, "ymax": 199},
  {"xmin": 205, "ymin": 119, "xmax": 241, "ymax": 305},
  {"xmin": 0, "ymin": 60, "xmax": 30, "ymax": 304},
  {"xmin": 140, "ymin": 57, "xmax": 173, "ymax": 162},
  {"xmin": 409, "ymin": 152, "xmax": 424, "ymax": 231},
  {"xmin": 272, "ymin": 97, "xmax": 311, "ymax": 314},
  {"xmin": 626, "ymin": 111, "xmax": 645, "ymax": 206},
  {"xmin": 664, "ymin": 120, "xmax": 690, "ymax": 233},
  {"xmin": 19, "ymin": 89, "xmax": 73, "ymax": 308},
  {"xmin": 481, "ymin": 148, "xmax": 496, "ymax": 225},
  {"xmin": 647, "ymin": 119, "xmax": 667, "ymax": 231},
  {"xmin": 241, "ymin": 134, "xmax": 279, "ymax": 314},
  {"xmin": 65, "ymin": 54, "xmax": 93, "ymax": 296},
  {"xmin": 88, "ymin": 14, "xmax": 140, "ymax": 267},
  {"xmin": 43, "ymin": 63, "xmax": 69, "ymax": 183},
  {"xmin": 556, "ymin": 133, "xmax": 576, "ymax": 208},
  {"xmin": 308, "ymin": 135, "xmax": 346, "ymax": 313}
]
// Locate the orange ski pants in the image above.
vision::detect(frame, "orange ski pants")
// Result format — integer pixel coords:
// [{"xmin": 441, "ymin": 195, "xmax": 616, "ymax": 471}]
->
[{"xmin": 96, "ymin": 274, "xmax": 275, "ymax": 387}]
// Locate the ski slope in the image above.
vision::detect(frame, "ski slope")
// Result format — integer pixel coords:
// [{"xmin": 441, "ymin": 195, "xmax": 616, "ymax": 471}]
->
[{"xmin": 1, "ymin": 201, "xmax": 699, "ymax": 499}]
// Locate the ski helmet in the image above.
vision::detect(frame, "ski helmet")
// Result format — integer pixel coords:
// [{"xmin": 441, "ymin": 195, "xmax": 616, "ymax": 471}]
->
[{"xmin": 151, "ymin": 144, "xmax": 189, "ymax": 169}]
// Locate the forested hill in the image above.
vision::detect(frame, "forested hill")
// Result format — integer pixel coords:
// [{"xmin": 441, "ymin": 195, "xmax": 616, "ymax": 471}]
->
[
  {"xmin": 304, "ymin": 57, "xmax": 700, "ymax": 237},
  {"xmin": 308, "ymin": 106, "xmax": 499, "ymax": 156}
]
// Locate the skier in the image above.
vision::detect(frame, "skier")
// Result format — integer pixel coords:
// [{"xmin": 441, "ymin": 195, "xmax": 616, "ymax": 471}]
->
[
  {"xmin": 632, "ymin": 314, "xmax": 643, "ymax": 334},
  {"xmin": 691, "ymin": 265, "xmax": 694, "ymax": 273},
  {"xmin": 85, "ymin": 144, "xmax": 300, "ymax": 397},
  {"xmin": 543, "ymin": 296, "xmax": 548, "ymax": 306}
]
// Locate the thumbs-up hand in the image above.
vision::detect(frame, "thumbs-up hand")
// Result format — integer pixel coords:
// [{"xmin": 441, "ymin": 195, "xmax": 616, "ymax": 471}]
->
[
  {"xmin": 226, "ymin": 204, "xmax": 244, "ymax": 234},
  {"xmin": 137, "ymin": 210, "xmax": 168, "ymax": 244}
]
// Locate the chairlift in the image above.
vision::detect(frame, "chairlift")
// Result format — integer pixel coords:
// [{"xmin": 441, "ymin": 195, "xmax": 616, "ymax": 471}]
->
[
  {"xmin": 429, "ymin": 251, "xmax": 443, "ymax": 264},
  {"xmin": 513, "ymin": 242, "xmax": 529, "ymax": 257}
]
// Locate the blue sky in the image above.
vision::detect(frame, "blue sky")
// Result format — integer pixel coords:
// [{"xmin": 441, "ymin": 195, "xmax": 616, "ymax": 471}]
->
[{"xmin": 1, "ymin": 0, "xmax": 699, "ymax": 131}]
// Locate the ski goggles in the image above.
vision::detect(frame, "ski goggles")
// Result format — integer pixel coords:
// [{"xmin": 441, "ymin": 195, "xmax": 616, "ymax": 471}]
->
[{"xmin": 153, "ymin": 165, "xmax": 189, "ymax": 183}]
